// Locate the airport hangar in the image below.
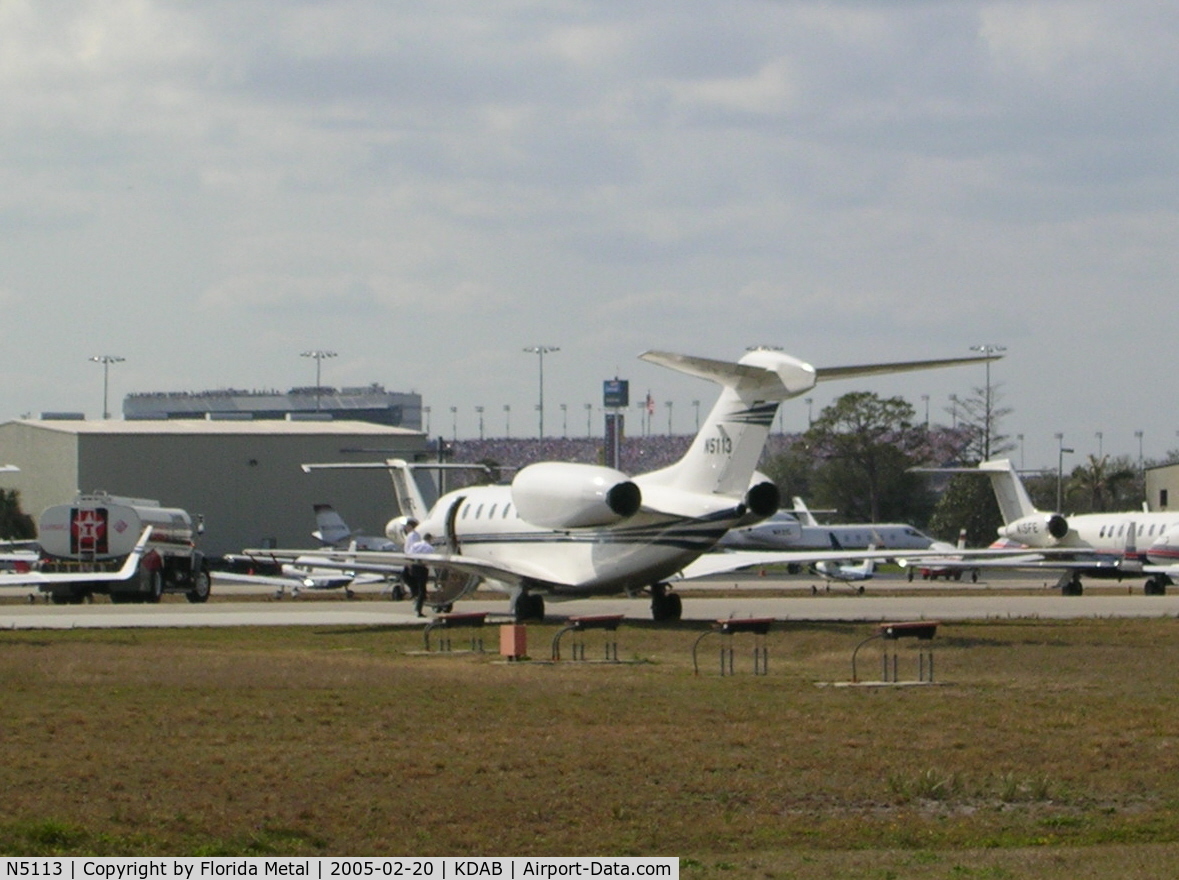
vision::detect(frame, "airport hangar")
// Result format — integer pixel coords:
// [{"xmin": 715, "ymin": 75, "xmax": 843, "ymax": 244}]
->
[
  {"xmin": 0, "ymin": 419, "xmax": 429, "ymax": 558},
  {"xmin": 1147, "ymin": 462, "xmax": 1179, "ymax": 513}
]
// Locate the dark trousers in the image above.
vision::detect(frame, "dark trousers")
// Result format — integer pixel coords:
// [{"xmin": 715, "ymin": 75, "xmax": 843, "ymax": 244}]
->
[{"xmin": 405, "ymin": 564, "xmax": 429, "ymax": 614}]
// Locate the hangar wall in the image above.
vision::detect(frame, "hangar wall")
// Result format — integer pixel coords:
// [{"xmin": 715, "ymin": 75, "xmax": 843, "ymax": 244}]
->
[
  {"xmin": 0, "ymin": 420, "xmax": 429, "ymax": 556},
  {"xmin": 1146, "ymin": 462, "xmax": 1179, "ymax": 512}
]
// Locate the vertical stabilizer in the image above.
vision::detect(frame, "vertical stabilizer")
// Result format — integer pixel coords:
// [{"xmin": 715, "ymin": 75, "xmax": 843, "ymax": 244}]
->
[
  {"xmin": 638, "ymin": 349, "xmax": 817, "ymax": 497},
  {"xmin": 386, "ymin": 459, "xmax": 433, "ymax": 522},
  {"xmin": 793, "ymin": 497, "xmax": 820, "ymax": 527},
  {"xmin": 978, "ymin": 459, "xmax": 1040, "ymax": 523},
  {"xmin": 312, "ymin": 505, "xmax": 352, "ymax": 546}
]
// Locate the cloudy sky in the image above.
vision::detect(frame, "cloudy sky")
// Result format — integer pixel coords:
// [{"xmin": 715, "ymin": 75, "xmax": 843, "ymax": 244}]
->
[{"xmin": 1, "ymin": 1, "xmax": 1177, "ymax": 470}]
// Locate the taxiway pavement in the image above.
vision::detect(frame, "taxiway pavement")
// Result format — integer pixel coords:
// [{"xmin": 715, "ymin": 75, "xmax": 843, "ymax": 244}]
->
[{"xmin": 0, "ymin": 572, "xmax": 1175, "ymax": 629}]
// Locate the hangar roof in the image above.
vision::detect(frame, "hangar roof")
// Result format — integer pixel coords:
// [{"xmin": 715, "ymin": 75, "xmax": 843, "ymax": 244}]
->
[{"xmin": 5, "ymin": 419, "xmax": 419, "ymax": 437}]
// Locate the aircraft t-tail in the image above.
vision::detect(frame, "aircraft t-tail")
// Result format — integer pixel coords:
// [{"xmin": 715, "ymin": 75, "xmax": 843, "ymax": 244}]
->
[{"xmin": 250, "ymin": 347, "xmax": 999, "ymax": 621}]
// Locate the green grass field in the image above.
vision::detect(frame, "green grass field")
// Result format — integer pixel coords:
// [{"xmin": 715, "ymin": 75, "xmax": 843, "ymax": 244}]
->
[{"xmin": 4, "ymin": 617, "xmax": 1179, "ymax": 878}]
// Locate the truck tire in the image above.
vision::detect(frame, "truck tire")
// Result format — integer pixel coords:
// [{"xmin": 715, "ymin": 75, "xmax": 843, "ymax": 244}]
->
[
  {"xmin": 140, "ymin": 566, "xmax": 163, "ymax": 603},
  {"xmin": 186, "ymin": 566, "xmax": 211, "ymax": 603}
]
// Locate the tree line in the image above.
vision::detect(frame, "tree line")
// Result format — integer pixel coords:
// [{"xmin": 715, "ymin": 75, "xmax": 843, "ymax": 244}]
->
[{"xmin": 764, "ymin": 384, "xmax": 1176, "ymax": 546}]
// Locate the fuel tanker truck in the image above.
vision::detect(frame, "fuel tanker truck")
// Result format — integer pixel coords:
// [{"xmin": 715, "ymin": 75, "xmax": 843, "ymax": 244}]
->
[{"xmin": 36, "ymin": 492, "xmax": 211, "ymax": 604}]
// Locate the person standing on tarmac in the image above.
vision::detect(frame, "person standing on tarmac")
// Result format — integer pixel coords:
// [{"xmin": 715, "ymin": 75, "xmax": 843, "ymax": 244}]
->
[{"xmin": 403, "ymin": 524, "xmax": 434, "ymax": 617}]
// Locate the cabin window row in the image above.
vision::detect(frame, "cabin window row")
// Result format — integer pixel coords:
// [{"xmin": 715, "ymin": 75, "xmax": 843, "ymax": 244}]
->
[
  {"xmin": 1097, "ymin": 522, "xmax": 1179, "ymax": 539},
  {"xmin": 460, "ymin": 502, "xmax": 514, "ymax": 521}
]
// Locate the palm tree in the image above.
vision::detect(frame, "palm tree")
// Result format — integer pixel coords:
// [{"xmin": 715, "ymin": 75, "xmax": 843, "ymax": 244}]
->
[{"xmin": 1067, "ymin": 454, "xmax": 1136, "ymax": 513}]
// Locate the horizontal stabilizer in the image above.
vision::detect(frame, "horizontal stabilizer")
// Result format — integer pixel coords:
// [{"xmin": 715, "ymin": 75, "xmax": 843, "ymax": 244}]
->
[{"xmin": 816, "ymin": 354, "xmax": 1000, "ymax": 383}]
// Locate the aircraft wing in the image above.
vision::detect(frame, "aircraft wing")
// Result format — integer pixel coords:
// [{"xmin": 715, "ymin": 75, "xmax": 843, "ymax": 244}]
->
[
  {"xmin": 673, "ymin": 547, "xmax": 922, "ymax": 581},
  {"xmin": 0, "ymin": 528, "xmax": 152, "ymax": 586},
  {"xmin": 895, "ymin": 551, "xmax": 1138, "ymax": 574},
  {"xmin": 235, "ymin": 548, "xmax": 561, "ymax": 590},
  {"xmin": 675, "ymin": 546, "xmax": 1079, "ymax": 581}
]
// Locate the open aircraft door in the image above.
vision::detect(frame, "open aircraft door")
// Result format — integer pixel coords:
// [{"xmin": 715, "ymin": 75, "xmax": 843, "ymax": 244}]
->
[{"xmin": 426, "ymin": 495, "xmax": 480, "ymax": 611}]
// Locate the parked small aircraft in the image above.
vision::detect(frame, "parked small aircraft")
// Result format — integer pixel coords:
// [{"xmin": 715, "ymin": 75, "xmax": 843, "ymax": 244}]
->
[
  {"xmin": 220, "ymin": 506, "xmax": 398, "ymax": 598},
  {"xmin": 312, "ymin": 504, "xmax": 397, "ymax": 551},
  {"xmin": 898, "ymin": 529, "xmax": 980, "ymax": 582},
  {"xmin": 810, "ymin": 534, "xmax": 877, "ymax": 591}
]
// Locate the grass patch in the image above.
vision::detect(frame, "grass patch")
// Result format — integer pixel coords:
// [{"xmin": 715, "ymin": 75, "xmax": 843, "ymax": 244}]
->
[{"xmin": 2, "ymin": 619, "xmax": 1179, "ymax": 876}]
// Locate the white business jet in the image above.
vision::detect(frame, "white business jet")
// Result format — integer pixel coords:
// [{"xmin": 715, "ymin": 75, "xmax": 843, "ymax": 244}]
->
[
  {"xmin": 916, "ymin": 459, "xmax": 1179, "ymax": 595},
  {"xmin": 719, "ymin": 496, "xmax": 935, "ymax": 553},
  {"xmin": 261, "ymin": 347, "xmax": 997, "ymax": 621}
]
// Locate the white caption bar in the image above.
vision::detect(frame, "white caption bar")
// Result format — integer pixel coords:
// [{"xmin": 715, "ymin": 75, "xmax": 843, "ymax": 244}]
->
[{"xmin": 0, "ymin": 858, "xmax": 678, "ymax": 880}]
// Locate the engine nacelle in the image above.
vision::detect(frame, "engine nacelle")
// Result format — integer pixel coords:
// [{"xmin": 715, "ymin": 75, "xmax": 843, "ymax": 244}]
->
[
  {"xmin": 730, "ymin": 481, "xmax": 782, "ymax": 528},
  {"xmin": 384, "ymin": 515, "xmax": 413, "ymax": 546},
  {"xmin": 999, "ymin": 513, "xmax": 1070, "ymax": 545},
  {"xmin": 511, "ymin": 463, "xmax": 641, "ymax": 529},
  {"xmin": 745, "ymin": 481, "xmax": 781, "ymax": 519}
]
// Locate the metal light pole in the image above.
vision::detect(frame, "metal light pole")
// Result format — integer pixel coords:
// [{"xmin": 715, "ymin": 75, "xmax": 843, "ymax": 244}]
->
[
  {"xmin": 450, "ymin": 406, "xmax": 457, "ymax": 442},
  {"xmin": 1056, "ymin": 433, "xmax": 1074, "ymax": 512},
  {"xmin": 693, "ymin": 400, "xmax": 701, "ymax": 432},
  {"xmin": 300, "ymin": 350, "xmax": 337, "ymax": 411},
  {"xmin": 89, "ymin": 355, "xmax": 125, "ymax": 420},
  {"xmin": 504, "ymin": 404, "xmax": 511, "ymax": 439},
  {"xmin": 585, "ymin": 403, "xmax": 592, "ymax": 438},
  {"xmin": 1095, "ymin": 431, "xmax": 1103, "ymax": 459},
  {"xmin": 804, "ymin": 397, "xmax": 814, "ymax": 427},
  {"xmin": 475, "ymin": 406, "xmax": 484, "ymax": 441},
  {"xmin": 921, "ymin": 394, "xmax": 930, "ymax": 430},
  {"xmin": 560, "ymin": 403, "xmax": 567, "ymax": 438},
  {"xmin": 423, "ymin": 406, "xmax": 431, "ymax": 434},
  {"xmin": 969, "ymin": 344, "xmax": 1006, "ymax": 460},
  {"xmin": 523, "ymin": 345, "xmax": 559, "ymax": 439},
  {"xmin": 666, "ymin": 400, "xmax": 673, "ymax": 436},
  {"xmin": 1136, "ymin": 429, "xmax": 1145, "ymax": 500}
]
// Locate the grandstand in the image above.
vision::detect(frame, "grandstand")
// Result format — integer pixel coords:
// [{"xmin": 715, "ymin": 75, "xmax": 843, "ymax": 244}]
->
[
  {"xmin": 447, "ymin": 433, "xmax": 798, "ymax": 483},
  {"xmin": 124, "ymin": 384, "xmax": 421, "ymax": 428}
]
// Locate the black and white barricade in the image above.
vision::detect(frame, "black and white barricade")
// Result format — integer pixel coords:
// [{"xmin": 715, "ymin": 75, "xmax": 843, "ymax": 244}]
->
[
  {"xmin": 692, "ymin": 617, "xmax": 775, "ymax": 676},
  {"xmin": 550, "ymin": 614, "xmax": 626, "ymax": 661},
  {"xmin": 851, "ymin": 620, "xmax": 940, "ymax": 684}
]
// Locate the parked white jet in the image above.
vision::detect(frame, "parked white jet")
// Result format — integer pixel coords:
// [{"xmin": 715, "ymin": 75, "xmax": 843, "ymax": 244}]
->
[
  {"xmin": 719, "ymin": 496, "xmax": 935, "ymax": 554},
  {"xmin": 918, "ymin": 459, "xmax": 1179, "ymax": 595},
  {"xmin": 258, "ymin": 347, "xmax": 998, "ymax": 621}
]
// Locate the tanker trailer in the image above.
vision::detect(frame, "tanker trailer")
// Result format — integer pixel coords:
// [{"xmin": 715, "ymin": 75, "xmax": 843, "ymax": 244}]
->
[{"xmin": 37, "ymin": 492, "xmax": 211, "ymax": 604}]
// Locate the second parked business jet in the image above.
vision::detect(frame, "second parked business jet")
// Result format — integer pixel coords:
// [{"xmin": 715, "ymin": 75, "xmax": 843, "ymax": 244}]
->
[
  {"xmin": 719, "ymin": 497, "xmax": 935, "ymax": 553},
  {"xmin": 259, "ymin": 347, "xmax": 998, "ymax": 621},
  {"xmin": 920, "ymin": 459, "xmax": 1179, "ymax": 595}
]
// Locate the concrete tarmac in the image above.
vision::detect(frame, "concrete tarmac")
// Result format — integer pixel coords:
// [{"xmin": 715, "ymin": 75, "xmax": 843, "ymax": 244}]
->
[{"xmin": 0, "ymin": 571, "xmax": 1175, "ymax": 629}]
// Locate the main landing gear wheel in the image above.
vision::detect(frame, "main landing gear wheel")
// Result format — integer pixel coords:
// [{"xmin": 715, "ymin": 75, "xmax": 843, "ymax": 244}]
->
[
  {"xmin": 1145, "ymin": 575, "xmax": 1170, "ymax": 596},
  {"xmin": 1059, "ymin": 573, "xmax": 1084, "ymax": 596},
  {"xmin": 650, "ymin": 584, "xmax": 682, "ymax": 622},
  {"xmin": 514, "ymin": 593, "xmax": 545, "ymax": 622}
]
